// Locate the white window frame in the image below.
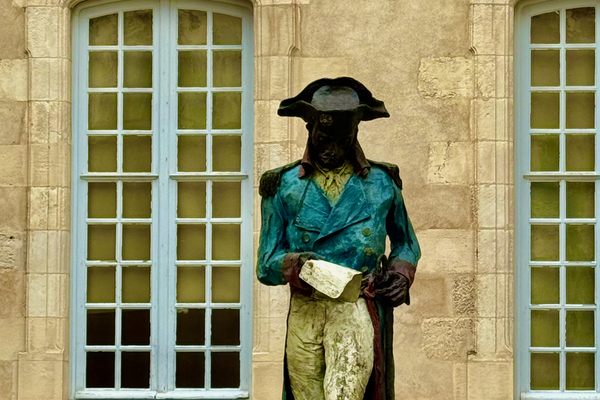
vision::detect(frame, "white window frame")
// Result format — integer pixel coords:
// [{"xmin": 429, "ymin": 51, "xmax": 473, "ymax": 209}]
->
[
  {"xmin": 516, "ymin": 0, "xmax": 600, "ymax": 398},
  {"xmin": 70, "ymin": 0, "xmax": 254, "ymax": 398}
]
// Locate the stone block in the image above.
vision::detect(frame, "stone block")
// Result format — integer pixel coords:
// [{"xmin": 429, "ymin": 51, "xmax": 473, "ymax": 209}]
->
[
  {"xmin": 46, "ymin": 273, "xmax": 67, "ymax": 318},
  {"xmin": 254, "ymin": 100, "xmax": 290, "ymax": 144},
  {"xmin": 417, "ymin": 229, "xmax": 475, "ymax": 275},
  {"xmin": 17, "ymin": 359, "xmax": 64, "ymax": 400},
  {"xmin": 476, "ymin": 274, "xmax": 496, "ymax": 318},
  {"xmin": 422, "ymin": 317, "xmax": 474, "ymax": 361},
  {"xmin": 427, "ymin": 141, "xmax": 473, "ymax": 185},
  {"xmin": 294, "ymin": 57, "xmax": 349, "ymax": 94},
  {"xmin": 492, "ymin": 5, "xmax": 510, "ymax": 56},
  {"xmin": 454, "ymin": 362, "xmax": 467, "ymax": 400},
  {"xmin": 453, "ymin": 275, "xmax": 476, "ymax": 316},
  {"xmin": 30, "ymin": 144, "xmax": 69, "ymax": 187},
  {"xmin": 254, "ymin": 141, "xmax": 291, "ymax": 186},
  {"xmin": 252, "ymin": 361, "xmax": 284, "ymax": 400},
  {"xmin": 27, "ymin": 7, "xmax": 61, "ymax": 58},
  {"xmin": 475, "ymin": 55, "xmax": 495, "ymax": 99},
  {"xmin": 0, "ymin": 270, "xmax": 24, "ymax": 318},
  {"xmin": 0, "ymin": 59, "xmax": 27, "ymax": 101},
  {"xmin": 27, "ymin": 273, "xmax": 48, "ymax": 317},
  {"xmin": 268, "ymin": 285, "xmax": 290, "ymax": 318},
  {"xmin": 471, "ymin": 98, "xmax": 495, "ymax": 141},
  {"xmin": 0, "ymin": 145, "xmax": 27, "ymax": 186},
  {"xmin": 495, "ymin": 55, "xmax": 508, "ymax": 98},
  {"xmin": 29, "ymin": 186, "xmax": 63, "ymax": 230},
  {"xmin": 0, "ymin": 187, "xmax": 27, "ymax": 231},
  {"xmin": 474, "ymin": 317, "xmax": 497, "ymax": 357},
  {"xmin": 0, "ymin": 360, "xmax": 17, "ymax": 400},
  {"xmin": 418, "ymin": 56, "xmax": 473, "ymax": 99},
  {"xmin": 0, "ymin": 317, "xmax": 25, "ymax": 360},
  {"xmin": 256, "ymin": 5, "xmax": 294, "ymax": 57},
  {"xmin": 495, "ymin": 98, "xmax": 509, "ymax": 141},
  {"xmin": 27, "ymin": 317, "xmax": 66, "ymax": 353},
  {"xmin": 0, "ymin": 0, "xmax": 25, "ymax": 59},
  {"xmin": 0, "ymin": 233, "xmax": 25, "ymax": 270},
  {"xmin": 256, "ymin": 56, "xmax": 290, "ymax": 101},
  {"xmin": 477, "ymin": 184, "xmax": 498, "ymax": 229},
  {"xmin": 476, "ymin": 141, "xmax": 496, "ymax": 184},
  {"xmin": 0, "ymin": 102, "xmax": 26, "ymax": 144},
  {"xmin": 410, "ymin": 185, "xmax": 473, "ymax": 230},
  {"xmin": 30, "ymin": 58, "xmax": 67, "ymax": 101},
  {"xmin": 395, "ymin": 277, "xmax": 450, "ymax": 326},
  {"xmin": 30, "ymin": 101, "xmax": 69, "ymax": 145},
  {"xmin": 467, "ymin": 361, "xmax": 512, "ymax": 400},
  {"xmin": 471, "ymin": 5, "xmax": 494, "ymax": 55}
]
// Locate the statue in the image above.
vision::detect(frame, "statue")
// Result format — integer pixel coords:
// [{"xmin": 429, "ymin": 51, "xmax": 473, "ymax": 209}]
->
[{"xmin": 256, "ymin": 77, "xmax": 421, "ymax": 400}]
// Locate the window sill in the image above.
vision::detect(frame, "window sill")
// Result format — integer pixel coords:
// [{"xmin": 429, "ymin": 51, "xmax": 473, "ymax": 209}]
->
[
  {"xmin": 522, "ymin": 392, "xmax": 600, "ymax": 399},
  {"xmin": 75, "ymin": 389, "xmax": 249, "ymax": 399}
]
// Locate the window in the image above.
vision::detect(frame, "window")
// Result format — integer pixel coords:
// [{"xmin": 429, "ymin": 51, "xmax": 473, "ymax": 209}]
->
[
  {"xmin": 70, "ymin": 0, "xmax": 253, "ymax": 397},
  {"xmin": 516, "ymin": 1, "xmax": 599, "ymax": 397}
]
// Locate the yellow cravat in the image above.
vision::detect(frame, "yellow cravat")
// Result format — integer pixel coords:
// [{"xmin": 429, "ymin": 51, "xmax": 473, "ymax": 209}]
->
[{"xmin": 312, "ymin": 162, "xmax": 353, "ymax": 203}]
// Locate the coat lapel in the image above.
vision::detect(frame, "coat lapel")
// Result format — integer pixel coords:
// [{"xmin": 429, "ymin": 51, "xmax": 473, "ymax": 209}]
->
[{"xmin": 293, "ymin": 179, "xmax": 332, "ymax": 232}]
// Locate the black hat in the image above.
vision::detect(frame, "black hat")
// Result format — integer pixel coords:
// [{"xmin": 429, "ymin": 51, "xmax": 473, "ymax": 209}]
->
[{"xmin": 277, "ymin": 77, "xmax": 390, "ymax": 123}]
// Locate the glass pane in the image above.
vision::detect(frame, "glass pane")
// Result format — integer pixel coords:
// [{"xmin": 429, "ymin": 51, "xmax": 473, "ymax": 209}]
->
[
  {"xmin": 122, "ymin": 309, "xmax": 150, "ymax": 345},
  {"xmin": 87, "ymin": 309, "xmax": 115, "ymax": 345},
  {"xmin": 124, "ymin": 93, "xmax": 152, "ymax": 130},
  {"xmin": 176, "ymin": 352, "xmax": 205, "ymax": 388},
  {"xmin": 178, "ymin": 10, "xmax": 207, "ymax": 45},
  {"xmin": 567, "ymin": 267, "xmax": 595, "ymax": 304},
  {"xmin": 177, "ymin": 266, "xmax": 205, "ymax": 303},
  {"xmin": 531, "ymin": 310, "xmax": 559, "ymax": 347},
  {"xmin": 178, "ymin": 136, "xmax": 206, "ymax": 172},
  {"xmin": 531, "ymin": 267, "xmax": 559, "ymax": 304},
  {"xmin": 87, "ymin": 352, "xmax": 115, "ymax": 388},
  {"xmin": 213, "ymin": 13, "xmax": 241, "ymax": 45},
  {"xmin": 121, "ymin": 352, "xmax": 150, "ymax": 388},
  {"xmin": 89, "ymin": 93, "xmax": 117, "ymax": 130},
  {"xmin": 178, "ymin": 51, "xmax": 207, "ymax": 87},
  {"xmin": 123, "ymin": 135, "xmax": 152, "ymax": 172},
  {"xmin": 213, "ymin": 182, "xmax": 241, "ymax": 218},
  {"xmin": 211, "ymin": 352, "xmax": 240, "ymax": 388},
  {"xmin": 178, "ymin": 92, "xmax": 206, "ymax": 129},
  {"xmin": 88, "ymin": 224, "xmax": 116, "ymax": 261},
  {"xmin": 566, "ymin": 224, "xmax": 594, "ymax": 261},
  {"xmin": 124, "ymin": 51, "xmax": 152, "ymax": 88},
  {"xmin": 213, "ymin": 267, "xmax": 240, "ymax": 303},
  {"xmin": 567, "ymin": 134, "xmax": 595, "ymax": 171},
  {"xmin": 124, "ymin": 10, "xmax": 152, "ymax": 46},
  {"xmin": 122, "ymin": 224, "xmax": 151, "ymax": 260},
  {"xmin": 88, "ymin": 182, "xmax": 116, "ymax": 218},
  {"xmin": 566, "ymin": 7, "xmax": 595, "ymax": 43},
  {"xmin": 88, "ymin": 136, "xmax": 117, "ymax": 172},
  {"xmin": 566, "ymin": 182, "xmax": 594, "ymax": 218},
  {"xmin": 89, "ymin": 51, "xmax": 117, "ymax": 88},
  {"xmin": 531, "ymin": 50, "xmax": 559, "ymax": 87},
  {"xmin": 531, "ymin": 135, "xmax": 559, "ymax": 172},
  {"xmin": 531, "ymin": 225, "xmax": 559, "ymax": 261},
  {"xmin": 566, "ymin": 352, "xmax": 595, "ymax": 390},
  {"xmin": 87, "ymin": 266, "xmax": 115, "ymax": 303},
  {"xmin": 123, "ymin": 182, "xmax": 151, "ymax": 219},
  {"xmin": 566, "ymin": 311, "xmax": 595, "ymax": 347},
  {"xmin": 531, "ymin": 92, "xmax": 559, "ymax": 129},
  {"xmin": 214, "ymin": 51, "xmax": 241, "ymax": 87},
  {"xmin": 176, "ymin": 309, "xmax": 205, "ymax": 345},
  {"xmin": 213, "ymin": 93, "xmax": 241, "ymax": 129},
  {"xmin": 178, "ymin": 182, "xmax": 206, "ymax": 218},
  {"xmin": 177, "ymin": 224, "xmax": 206, "ymax": 260},
  {"xmin": 89, "ymin": 14, "xmax": 117, "ymax": 46},
  {"xmin": 531, "ymin": 182, "xmax": 559, "ymax": 218},
  {"xmin": 531, "ymin": 352, "xmax": 559, "ymax": 390},
  {"xmin": 566, "ymin": 50, "xmax": 595, "ymax": 86},
  {"xmin": 567, "ymin": 92, "xmax": 595, "ymax": 129},
  {"xmin": 213, "ymin": 136, "xmax": 241, "ymax": 172},
  {"xmin": 122, "ymin": 267, "xmax": 150, "ymax": 303},
  {"xmin": 213, "ymin": 224, "xmax": 240, "ymax": 260},
  {"xmin": 212, "ymin": 309, "xmax": 239, "ymax": 345}
]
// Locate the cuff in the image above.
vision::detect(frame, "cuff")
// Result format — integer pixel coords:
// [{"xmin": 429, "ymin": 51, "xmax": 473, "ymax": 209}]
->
[{"xmin": 389, "ymin": 259, "xmax": 417, "ymax": 287}]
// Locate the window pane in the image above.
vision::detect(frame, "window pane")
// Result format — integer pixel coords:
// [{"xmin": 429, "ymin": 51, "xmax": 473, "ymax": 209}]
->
[
  {"xmin": 567, "ymin": 267, "xmax": 595, "ymax": 304},
  {"xmin": 177, "ymin": 266, "xmax": 205, "ymax": 303},
  {"xmin": 88, "ymin": 136, "xmax": 117, "ymax": 172},
  {"xmin": 566, "ymin": 134, "xmax": 595, "ymax": 171},
  {"xmin": 566, "ymin": 352, "xmax": 595, "ymax": 390},
  {"xmin": 531, "ymin": 310, "xmax": 559, "ymax": 347},
  {"xmin": 122, "ymin": 266, "xmax": 151, "ymax": 303},
  {"xmin": 213, "ymin": 136, "xmax": 241, "ymax": 172},
  {"xmin": 124, "ymin": 10, "xmax": 152, "ymax": 46},
  {"xmin": 178, "ymin": 92, "xmax": 207, "ymax": 129},
  {"xmin": 531, "ymin": 50, "xmax": 559, "ymax": 86},
  {"xmin": 566, "ymin": 92, "xmax": 595, "ymax": 129},
  {"xmin": 213, "ymin": 182, "xmax": 241, "ymax": 218},
  {"xmin": 178, "ymin": 10, "xmax": 207, "ymax": 45},
  {"xmin": 89, "ymin": 51, "xmax": 117, "ymax": 88},
  {"xmin": 176, "ymin": 309, "xmax": 205, "ymax": 345},
  {"xmin": 86, "ymin": 352, "xmax": 115, "ymax": 388},
  {"xmin": 177, "ymin": 225, "xmax": 206, "ymax": 260},
  {"xmin": 178, "ymin": 51, "xmax": 207, "ymax": 87},
  {"xmin": 87, "ymin": 266, "xmax": 115, "ymax": 303},
  {"xmin": 566, "ymin": 311, "xmax": 595, "ymax": 347},
  {"xmin": 211, "ymin": 352, "xmax": 240, "ymax": 388},
  {"xmin": 212, "ymin": 224, "xmax": 240, "ymax": 260},
  {"xmin": 566, "ymin": 50, "xmax": 595, "ymax": 86},
  {"xmin": 531, "ymin": 352, "xmax": 559, "ymax": 389},
  {"xmin": 124, "ymin": 93, "xmax": 152, "ymax": 130},
  {"xmin": 88, "ymin": 224, "xmax": 116, "ymax": 261},
  {"xmin": 89, "ymin": 14, "xmax": 117, "ymax": 46},
  {"xmin": 531, "ymin": 225, "xmax": 559, "ymax": 261},
  {"xmin": 124, "ymin": 51, "xmax": 152, "ymax": 88},
  {"xmin": 87, "ymin": 309, "xmax": 115, "ymax": 345},
  {"xmin": 566, "ymin": 224, "xmax": 594, "ymax": 261},
  {"xmin": 531, "ymin": 267, "xmax": 559, "ymax": 304},
  {"xmin": 122, "ymin": 224, "xmax": 151, "ymax": 261},
  {"xmin": 213, "ymin": 267, "xmax": 240, "ymax": 303},
  {"xmin": 121, "ymin": 352, "xmax": 150, "ymax": 388},
  {"xmin": 213, "ymin": 93, "xmax": 241, "ymax": 129},
  {"xmin": 89, "ymin": 93, "xmax": 117, "ymax": 130},
  {"xmin": 122, "ymin": 309, "xmax": 150, "ymax": 345},
  {"xmin": 178, "ymin": 182, "xmax": 206, "ymax": 218},
  {"xmin": 531, "ymin": 182, "xmax": 559, "ymax": 218},
  {"xmin": 123, "ymin": 182, "xmax": 151, "ymax": 219},
  {"xmin": 214, "ymin": 51, "xmax": 241, "ymax": 87},
  {"xmin": 123, "ymin": 135, "xmax": 152, "ymax": 172},
  {"xmin": 566, "ymin": 7, "xmax": 595, "ymax": 43},
  {"xmin": 531, "ymin": 135, "xmax": 559, "ymax": 172},
  {"xmin": 212, "ymin": 309, "xmax": 239, "ymax": 345},
  {"xmin": 531, "ymin": 92, "xmax": 559, "ymax": 129},
  {"xmin": 88, "ymin": 182, "xmax": 116, "ymax": 218},
  {"xmin": 213, "ymin": 13, "xmax": 241, "ymax": 45},
  {"xmin": 566, "ymin": 182, "xmax": 594, "ymax": 218},
  {"xmin": 178, "ymin": 135, "xmax": 206, "ymax": 172},
  {"xmin": 176, "ymin": 352, "xmax": 205, "ymax": 388}
]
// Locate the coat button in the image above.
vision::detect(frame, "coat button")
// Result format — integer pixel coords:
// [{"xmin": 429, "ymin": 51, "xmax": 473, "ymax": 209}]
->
[
  {"xmin": 360, "ymin": 266, "xmax": 369, "ymax": 273},
  {"xmin": 302, "ymin": 233, "xmax": 311, "ymax": 243},
  {"xmin": 364, "ymin": 247, "xmax": 374, "ymax": 256},
  {"xmin": 362, "ymin": 228, "xmax": 371, "ymax": 237}
]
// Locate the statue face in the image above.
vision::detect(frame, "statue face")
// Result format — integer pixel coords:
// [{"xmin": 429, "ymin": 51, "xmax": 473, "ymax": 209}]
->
[{"xmin": 309, "ymin": 119, "xmax": 357, "ymax": 169}]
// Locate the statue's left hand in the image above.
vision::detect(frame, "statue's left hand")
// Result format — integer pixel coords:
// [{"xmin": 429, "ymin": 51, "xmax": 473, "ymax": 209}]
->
[{"xmin": 373, "ymin": 271, "xmax": 409, "ymax": 307}]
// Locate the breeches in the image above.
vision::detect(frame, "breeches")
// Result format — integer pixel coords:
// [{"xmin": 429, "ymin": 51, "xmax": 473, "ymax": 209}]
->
[{"xmin": 286, "ymin": 293, "xmax": 374, "ymax": 400}]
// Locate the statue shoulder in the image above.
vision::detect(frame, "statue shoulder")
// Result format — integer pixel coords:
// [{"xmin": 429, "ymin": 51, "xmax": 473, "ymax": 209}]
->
[
  {"xmin": 367, "ymin": 159, "xmax": 403, "ymax": 190},
  {"xmin": 259, "ymin": 160, "xmax": 302, "ymax": 197}
]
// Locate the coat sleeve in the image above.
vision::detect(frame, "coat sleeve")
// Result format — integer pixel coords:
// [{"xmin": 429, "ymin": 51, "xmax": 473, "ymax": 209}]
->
[{"xmin": 256, "ymin": 191, "xmax": 289, "ymax": 285}]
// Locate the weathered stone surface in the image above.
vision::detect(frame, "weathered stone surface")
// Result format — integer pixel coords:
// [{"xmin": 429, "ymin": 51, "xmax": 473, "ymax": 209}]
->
[
  {"xmin": 0, "ymin": 187, "xmax": 27, "ymax": 231},
  {"xmin": 0, "ymin": 360, "xmax": 16, "ymax": 400},
  {"xmin": 17, "ymin": 359, "xmax": 64, "ymax": 400},
  {"xmin": 467, "ymin": 361, "xmax": 512, "ymax": 400},
  {"xmin": 253, "ymin": 361, "xmax": 284, "ymax": 400},
  {"xmin": 30, "ymin": 58, "xmax": 67, "ymax": 101},
  {"xmin": 256, "ymin": 5, "xmax": 295, "ymax": 57},
  {"xmin": 0, "ymin": 270, "xmax": 25, "ymax": 318},
  {"xmin": 475, "ymin": 55, "xmax": 496, "ymax": 99},
  {"xmin": 395, "ymin": 277, "xmax": 450, "ymax": 325},
  {"xmin": 30, "ymin": 101, "xmax": 70, "ymax": 145},
  {"xmin": 418, "ymin": 57, "xmax": 474, "ymax": 99},
  {"xmin": 0, "ymin": 59, "xmax": 27, "ymax": 101},
  {"xmin": 471, "ymin": 5, "xmax": 494, "ymax": 55},
  {"xmin": 428, "ymin": 141, "xmax": 473, "ymax": 185},
  {"xmin": 410, "ymin": 185, "xmax": 473, "ymax": 230},
  {"xmin": 254, "ymin": 141, "xmax": 291, "ymax": 186},
  {"xmin": 0, "ymin": 233, "xmax": 25, "ymax": 270},
  {"xmin": 26, "ymin": 7, "xmax": 62, "ymax": 58},
  {"xmin": 0, "ymin": 318, "xmax": 24, "ymax": 360},
  {"xmin": 422, "ymin": 318, "xmax": 474, "ymax": 361},
  {"xmin": 0, "ymin": 145, "xmax": 27, "ymax": 186},
  {"xmin": 453, "ymin": 275, "xmax": 476, "ymax": 316},
  {"xmin": 294, "ymin": 57, "xmax": 350, "ymax": 94},
  {"xmin": 26, "ymin": 317, "xmax": 66, "ymax": 353},
  {"xmin": 0, "ymin": 0, "xmax": 25, "ymax": 59},
  {"xmin": 27, "ymin": 273, "xmax": 47, "ymax": 318},
  {"xmin": 417, "ymin": 229, "xmax": 475, "ymax": 275},
  {"xmin": 0, "ymin": 102, "xmax": 26, "ymax": 144}
]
